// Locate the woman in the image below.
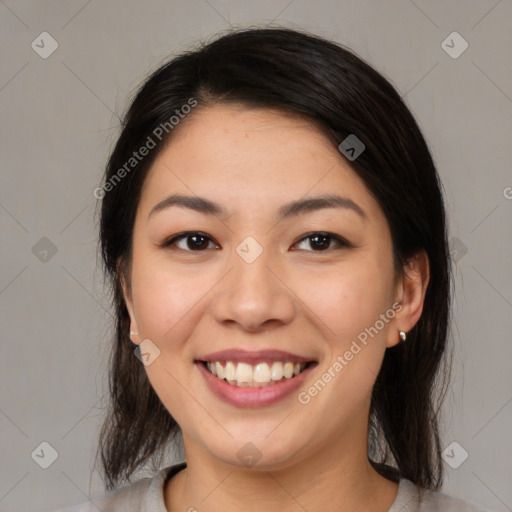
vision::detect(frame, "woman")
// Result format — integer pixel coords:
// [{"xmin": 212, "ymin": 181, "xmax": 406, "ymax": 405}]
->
[{"xmin": 50, "ymin": 27, "xmax": 485, "ymax": 511}]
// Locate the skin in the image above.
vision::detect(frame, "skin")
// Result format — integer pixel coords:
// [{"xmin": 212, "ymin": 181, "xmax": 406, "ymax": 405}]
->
[{"xmin": 122, "ymin": 103, "xmax": 430, "ymax": 512}]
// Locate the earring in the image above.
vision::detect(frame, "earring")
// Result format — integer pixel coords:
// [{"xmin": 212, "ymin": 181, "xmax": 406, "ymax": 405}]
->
[{"xmin": 399, "ymin": 330, "xmax": 407, "ymax": 343}]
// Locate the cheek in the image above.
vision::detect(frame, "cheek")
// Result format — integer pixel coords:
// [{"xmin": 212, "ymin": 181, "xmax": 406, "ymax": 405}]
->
[
  {"xmin": 128, "ymin": 254, "xmax": 211, "ymax": 428},
  {"xmin": 129, "ymin": 252, "xmax": 209, "ymax": 346},
  {"xmin": 298, "ymin": 256, "xmax": 394, "ymax": 346},
  {"xmin": 293, "ymin": 265, "xmax": 394, "ymax": 432}
]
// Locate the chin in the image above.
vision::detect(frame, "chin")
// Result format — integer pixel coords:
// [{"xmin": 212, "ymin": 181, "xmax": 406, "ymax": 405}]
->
[{"xmin": 206, "ymin": 431, "xmax": 309, "ymax": 472}]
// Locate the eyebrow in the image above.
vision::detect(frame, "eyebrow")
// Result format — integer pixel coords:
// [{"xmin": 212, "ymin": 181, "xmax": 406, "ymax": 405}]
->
[{"xmin": 148, "ymin": 193, "xmax": 366, "ymax": 221}]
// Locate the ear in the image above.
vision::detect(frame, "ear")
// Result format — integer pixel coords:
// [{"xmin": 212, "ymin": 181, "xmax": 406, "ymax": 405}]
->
[
  {"xmin": 386, "ymin": 250, "xmax": 430, "ymax": 348},
  {"xmin": 118, "ymin": 257, "xmax": 140, "ymax": 345}
]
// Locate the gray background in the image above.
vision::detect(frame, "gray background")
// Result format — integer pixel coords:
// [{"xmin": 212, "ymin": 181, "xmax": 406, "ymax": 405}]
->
[{"xmin": 1, "ymin": 1, "xmax": 511, "ymax": 511}]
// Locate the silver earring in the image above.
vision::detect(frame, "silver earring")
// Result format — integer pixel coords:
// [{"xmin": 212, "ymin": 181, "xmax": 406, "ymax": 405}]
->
[
  {"xmin": 130, "ymin": 330, "xmax": 138, "ymax": 336},
  {"xmin": 399, "ymin": 330, "xmax": 407, "ymax": 343}
]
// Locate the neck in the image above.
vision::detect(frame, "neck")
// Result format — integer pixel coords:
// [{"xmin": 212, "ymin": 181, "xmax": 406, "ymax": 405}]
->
[{"xmin": 164, "ymin": 410, "xmax": 398, "ymax": 512}]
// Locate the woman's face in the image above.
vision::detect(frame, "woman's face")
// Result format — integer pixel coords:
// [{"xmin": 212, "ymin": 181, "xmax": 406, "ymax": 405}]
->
[{"xmin": 123, "ymin": 104, "xmax": 418, "ymax": 470}]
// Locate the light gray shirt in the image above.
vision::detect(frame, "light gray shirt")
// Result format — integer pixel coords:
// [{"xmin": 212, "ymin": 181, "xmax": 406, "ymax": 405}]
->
[{"xmin": 43, "ymin": 462, "xmax": 487, "ymax": 511}]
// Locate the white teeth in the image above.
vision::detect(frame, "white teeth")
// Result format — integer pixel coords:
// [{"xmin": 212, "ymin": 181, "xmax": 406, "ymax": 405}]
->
[
  {"xmin": 215, "ymin": 362, "xmax": 225, "ymax": 380},
  {"xmin": 203, "ymin": 360, "xmax": 308, "ymax": 387},
  {"xmin": 271, "ymin": 361, "xmax": 283, "ymax": 381},
  {"xmin": 253, "ymin": 363, "xmax": 271, "ymax": 383},
  {"xmin": 235, "ymin": 362, "xmax": 253, "ymax": 385},
  {"xmin": 225, "ymin": 361, "xmax": 236, "ymax": 381},
  {"xmin": 283, "ymin": 362, "xmax": 294, "ymax": 379}
]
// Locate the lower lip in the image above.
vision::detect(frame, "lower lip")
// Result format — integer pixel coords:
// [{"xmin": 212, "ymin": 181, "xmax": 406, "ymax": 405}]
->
[{"xmin": 196, "ymin": 361, "xmax": 316, "ymax": 408}]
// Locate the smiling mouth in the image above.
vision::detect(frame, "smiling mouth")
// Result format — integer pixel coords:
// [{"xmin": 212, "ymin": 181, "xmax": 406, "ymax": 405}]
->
[{"xmin": 197, "ymin": 360, "xmax": 315, "ymax": 387}]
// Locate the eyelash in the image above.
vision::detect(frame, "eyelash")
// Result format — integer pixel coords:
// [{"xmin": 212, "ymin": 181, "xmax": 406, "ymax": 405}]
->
[{"xmin": 160, "ymin": 231, "xmax": 352, "ymax": 253}]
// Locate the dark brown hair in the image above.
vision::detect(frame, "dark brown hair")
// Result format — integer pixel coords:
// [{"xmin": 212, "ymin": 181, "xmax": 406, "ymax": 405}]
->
[{"xmin": 95, "ymin": 26, "xmax": 452, "ymax": 491}]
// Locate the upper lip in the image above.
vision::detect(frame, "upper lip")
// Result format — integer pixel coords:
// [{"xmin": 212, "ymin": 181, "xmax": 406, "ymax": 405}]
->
[{"xmin": 196, "ymin": 349, "xmax": 315, "ymax": 365}]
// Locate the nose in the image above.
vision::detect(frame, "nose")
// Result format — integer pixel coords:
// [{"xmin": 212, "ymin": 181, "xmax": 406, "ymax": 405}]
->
[{"xmin": 210, "ymin": 245, "xmax": 296, "ymax": 333}]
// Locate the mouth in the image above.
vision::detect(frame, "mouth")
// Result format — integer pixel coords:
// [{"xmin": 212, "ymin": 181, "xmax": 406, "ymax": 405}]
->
[
  {"xmin": 194, "ymin": 349, "xmax": 318, "ymax": 408},
  {"xmin": 197, "ymin": 360, "xmax": 314, "ymax": 387}
]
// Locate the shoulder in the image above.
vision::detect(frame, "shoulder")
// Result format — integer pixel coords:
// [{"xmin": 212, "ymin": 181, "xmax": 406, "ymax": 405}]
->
[
  {"xmin": 393, "ymin": 478, "xmax": 488, "ymax": 512},
  {"xmin": 39, "ymin": 463, "xmax": 185, "ymax": 512}
]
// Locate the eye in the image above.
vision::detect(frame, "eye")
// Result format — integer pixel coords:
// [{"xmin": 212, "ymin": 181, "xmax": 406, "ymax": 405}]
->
[
  {"xmin": 161, "ymin": 231, "xmax": 352, "ymax": 253},
  {"xmin": 161, "ymin": 231, "xmax": 219, "ymax": 252},
  {"xmin": 292, "ymin": 232, "xmax": 351, "ymax": 252}
]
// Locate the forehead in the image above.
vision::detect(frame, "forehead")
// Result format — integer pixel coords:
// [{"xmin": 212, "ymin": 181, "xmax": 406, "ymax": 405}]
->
[{"xmin": 139, "ymin": 104, "xmax": 383, "ymax": 223}]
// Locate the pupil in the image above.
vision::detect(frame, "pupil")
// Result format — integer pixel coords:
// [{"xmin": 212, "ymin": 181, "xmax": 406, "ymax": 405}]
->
[
  {"xmin": 311, "ymin": 234, "xmax": 329, "ymax": 250},
  {"xmin": 189, "ymin": 235, "xmax": 208, "ymax": 250}
]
